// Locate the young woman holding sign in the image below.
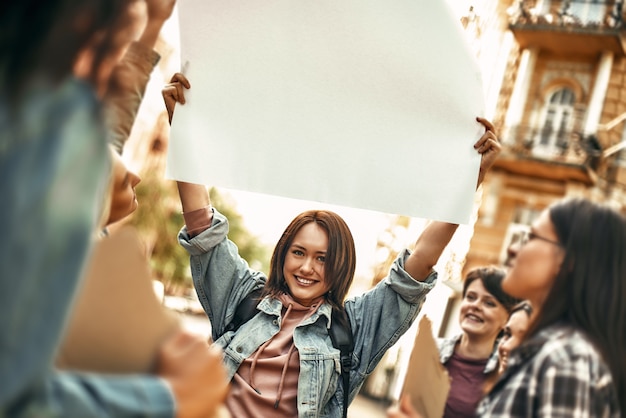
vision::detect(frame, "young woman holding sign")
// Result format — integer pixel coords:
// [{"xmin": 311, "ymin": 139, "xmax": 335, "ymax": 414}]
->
[{"xmin": 163, "ymin": 72, "xmax": 501, "ymax": 417}]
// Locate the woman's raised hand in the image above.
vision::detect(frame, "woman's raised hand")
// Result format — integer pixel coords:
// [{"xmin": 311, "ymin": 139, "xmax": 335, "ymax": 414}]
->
[
  {"xmin": 162, "ymin": 72, "xmax": 191, "ymax": 124},
  {"xmin": 156, "ymin": 329, "xmax": 229, "ymax": 418},
  {"xmin": 474, "ymin": 117, "xmax": 501, "ymax": 187}
]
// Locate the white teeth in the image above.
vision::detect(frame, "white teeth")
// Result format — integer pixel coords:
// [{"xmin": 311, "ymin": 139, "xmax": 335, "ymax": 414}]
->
[{"xmin": 296, "ymin": 277, "xmax": 315, "ymax": 285}]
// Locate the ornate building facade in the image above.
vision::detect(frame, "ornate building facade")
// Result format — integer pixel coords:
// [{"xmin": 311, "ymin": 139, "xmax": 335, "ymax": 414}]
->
[{"xmin": 458, "ymin": 0, "xmax": 626, "ymax": 274}]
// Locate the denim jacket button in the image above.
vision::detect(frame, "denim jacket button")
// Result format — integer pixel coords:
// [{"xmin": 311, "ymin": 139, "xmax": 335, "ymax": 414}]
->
[
  {"xmin": 272, "ymin": 319, "xmax": 278, "ymax": 325},
  {"xmin": 236, "ymin": 346, "xmax": 243, "ymax": 353}
]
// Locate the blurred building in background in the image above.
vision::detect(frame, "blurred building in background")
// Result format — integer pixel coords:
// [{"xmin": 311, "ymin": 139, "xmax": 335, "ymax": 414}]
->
[
  {"xmin": 362, "ymin": 0, "xmax": 626, "ymax": 402},
  {"xmin": 436, "ymin": 0, "xmax": 626, "ymax": 339},
  {"xmin": 464, "ymin": 0, "xmax": 626, "ymax": 271}
]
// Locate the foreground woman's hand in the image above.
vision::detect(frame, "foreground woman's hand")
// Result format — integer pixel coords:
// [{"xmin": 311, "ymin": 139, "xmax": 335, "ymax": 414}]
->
[
  {"xmin": 387, "ymin": 394, "xmax": 423, "ymax": 418},
  {"xmin": 157, "ymin": 329, "xmax": 229, "ymax": 418}
]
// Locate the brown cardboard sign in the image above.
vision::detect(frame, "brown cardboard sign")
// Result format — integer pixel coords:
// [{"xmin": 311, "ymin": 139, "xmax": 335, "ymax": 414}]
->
[
  {"xmin": 56, "ymin": 226, "xmax": 180, "ymax": 374},
  {"xmin": 401, "ymin": 315, "xmax": 450, "ymax": 418}
]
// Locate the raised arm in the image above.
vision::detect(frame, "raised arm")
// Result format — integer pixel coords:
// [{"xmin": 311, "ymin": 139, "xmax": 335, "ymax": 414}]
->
[
  {"xmin": 162, "ymin": 73, "xmax": 213, "ymax": 228},
  {"xmin": 105, "ymin": 0, "xmax": 177, "ymax": 154},
  {"xmin": 138, "ymin": 0, "xmax": 177, "ymax": 48},
  {"xmin": 163, "ymin": 72, "xmax": 191, "ymax": 124},
  {"xmin": 404, "ymin": 117, "xmax": 500, "ymax": 281}
]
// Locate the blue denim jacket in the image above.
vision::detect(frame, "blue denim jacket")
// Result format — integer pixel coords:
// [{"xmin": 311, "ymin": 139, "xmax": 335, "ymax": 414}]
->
[
  {"xmin": 178, "ymin": 209, "xmax": 437, "ymax": 418},
  {"xmin": 0, "ymin": 77, "xmax": 174, "ymax": 417}
]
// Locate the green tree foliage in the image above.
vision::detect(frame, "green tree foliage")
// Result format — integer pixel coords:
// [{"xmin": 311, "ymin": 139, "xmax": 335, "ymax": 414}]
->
[
  {"xmin": 208, "ymin": 187, "xmax": 271, "ymax": 274},
  {"xmin": 128, "ymin": 167, "xmax": 270, "ymax": 293},
  {"xmin": 371, "ymin": 215, "xmax": 411, "ymax": 286},
  {"xmin": 128, "ymin": 168, "xmax": 190, "ymax": 292}
]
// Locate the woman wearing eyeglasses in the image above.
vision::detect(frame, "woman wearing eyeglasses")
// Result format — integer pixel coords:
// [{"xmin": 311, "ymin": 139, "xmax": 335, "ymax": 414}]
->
[
  {"xmin": 388, "ymin": 198, "xmax": 625, "ymax": 418},
  {"xmin": 476, "ymin": 197, "xmax": 625, "ymax": 417}
]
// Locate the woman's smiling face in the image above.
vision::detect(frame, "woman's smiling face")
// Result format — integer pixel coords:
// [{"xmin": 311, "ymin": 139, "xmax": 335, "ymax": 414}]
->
[
  {"xmin": 459, "ymin": 279, "xmax": 509, "ymax": 341},
  {"xmin": 282, "ymin": 222, "xmax": 330, "ymax": 306}
]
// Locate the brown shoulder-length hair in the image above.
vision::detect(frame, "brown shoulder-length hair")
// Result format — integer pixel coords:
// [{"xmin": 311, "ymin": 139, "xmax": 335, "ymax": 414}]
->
[
  {"xmin": 263, "ymin": 210, "xmax": 356, "ymax": 310},
  {"xmin": 527, "ymin": 197, "xmax": 626, "ymax": 413}
]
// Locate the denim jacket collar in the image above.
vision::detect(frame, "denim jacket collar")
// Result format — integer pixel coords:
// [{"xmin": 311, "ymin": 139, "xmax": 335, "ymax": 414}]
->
[{"xmin": 258, "ymin": 296, "xmax": 334, "ymax": 328}]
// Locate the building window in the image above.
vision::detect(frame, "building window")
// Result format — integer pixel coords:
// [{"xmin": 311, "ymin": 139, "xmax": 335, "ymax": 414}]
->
[
  {"xmin": 617, "ymin": 148, "xmax": 626, "ymax": 167},
  {"xmin": 534, "ymin": 87, "xmax": 575, "ymax": 157},
  {"xmin": 569, "ymin": 0, "xmax": 605, "ymax": 24},
  {"xmin": 536, "ymin": 0, "xmax": 552, "ymax": 15},
  {"xmin": 499, "ymin": 206, "xmax": 541, "ymax": 264},
  {"xmin": 614, "ymin": 123, "xmax": 626, "ymax": 166}
]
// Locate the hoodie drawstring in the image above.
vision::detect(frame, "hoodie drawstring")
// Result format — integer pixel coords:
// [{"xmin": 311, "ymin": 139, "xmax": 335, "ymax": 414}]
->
[
  {"xmin": 249, "ymin": 303, "xmax": 295, "ymax": 395},
  {"xmin": 248, "ymin": 299, "xmax": 323, "ymax": 409},
  {"xmin": 274, "ymin": 343, "xmax": 296, "ymax": 408}
]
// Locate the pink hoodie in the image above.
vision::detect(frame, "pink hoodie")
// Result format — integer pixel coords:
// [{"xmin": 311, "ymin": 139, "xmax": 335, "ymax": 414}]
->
[{"xmin": 226, "ymin": 293, "xmax": 324, "ymax": 417}]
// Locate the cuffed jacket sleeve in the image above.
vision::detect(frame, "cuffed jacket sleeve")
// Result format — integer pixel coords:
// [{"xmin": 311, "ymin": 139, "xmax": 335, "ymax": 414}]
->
[
  {"xmin": 0, "ymin": 78, "xmax": 175, "ymax": 417},
  {"xmin": 344, "ymin": 248, "xmax": 437, "ymax": 402},
  {"xmin": 178, "ymin": 209, "xmax": 266, "ymax": 341}
]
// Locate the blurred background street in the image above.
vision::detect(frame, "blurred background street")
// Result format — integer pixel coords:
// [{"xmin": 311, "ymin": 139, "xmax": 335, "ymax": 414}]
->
[{"xmin": 348, "ymin": 394, "xmax": 388, "ymax": 418}]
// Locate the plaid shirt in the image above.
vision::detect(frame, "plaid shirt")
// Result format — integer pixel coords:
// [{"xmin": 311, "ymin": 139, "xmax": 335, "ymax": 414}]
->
[{"xmin": 476, "ymin": 322, "xmax": 621, "ymax": 417}]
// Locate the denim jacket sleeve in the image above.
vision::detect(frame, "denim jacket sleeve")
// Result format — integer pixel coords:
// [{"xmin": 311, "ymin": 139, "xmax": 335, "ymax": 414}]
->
[
  {"xmin": 0, "ymin": 78, "xmax": 175, "ymax": 417},
  {"xmin": 8, "ymin": 372, "xmax": 174, "ymax": 418},
  {"xmin": 178, "ymin": 209, "xmax": 266, "ymax": 341},
  {"xmin": 344, "ymin": 248, "xmax": 437, "ymax": 400}
]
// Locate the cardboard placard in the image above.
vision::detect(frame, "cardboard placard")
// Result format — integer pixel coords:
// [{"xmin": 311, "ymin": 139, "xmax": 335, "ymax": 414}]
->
[
  {"xmin": 56, "ymin": 226, "xmax": 180, "ymax": 373},
  {"xmin": 401, "ymin": 316, "xmax": 450, "ymax": 418}
]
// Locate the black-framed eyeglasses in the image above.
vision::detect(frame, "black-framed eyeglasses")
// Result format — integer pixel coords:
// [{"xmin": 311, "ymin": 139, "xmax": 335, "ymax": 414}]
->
[{"xmin": 517, "ymin": 229, "xmax": 562, "ymax": 247}]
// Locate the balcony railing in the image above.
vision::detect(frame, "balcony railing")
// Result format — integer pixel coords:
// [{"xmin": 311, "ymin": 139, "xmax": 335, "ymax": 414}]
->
[
  {"xmin": 509, "ymin": 0, "xmax": 623, "ymax": 29},
  {"xmin": 502, "ymin": 124, "xmax": 602, "ymax": 169},
  {"xmin": 508, "ymin": 0, "xmax": 626, "ymax": 55}
]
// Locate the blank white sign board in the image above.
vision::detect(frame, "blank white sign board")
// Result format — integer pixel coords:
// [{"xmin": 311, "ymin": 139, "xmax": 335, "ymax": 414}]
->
[{"xmin": 167, "ymin": 0, "xmax": 485, "ymax": 224}]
